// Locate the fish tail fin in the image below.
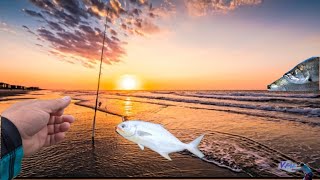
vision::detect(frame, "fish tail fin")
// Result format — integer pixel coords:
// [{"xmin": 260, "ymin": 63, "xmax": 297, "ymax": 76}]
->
[{"xmin": 186, "ymin": 134, "xmax": 205, "ymax": 159}]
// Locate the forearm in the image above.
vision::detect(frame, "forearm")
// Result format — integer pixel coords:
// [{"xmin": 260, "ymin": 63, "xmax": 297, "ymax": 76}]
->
[{"xmin": 1, "ymin": 116, "xmax": 24, "ymax": 180}]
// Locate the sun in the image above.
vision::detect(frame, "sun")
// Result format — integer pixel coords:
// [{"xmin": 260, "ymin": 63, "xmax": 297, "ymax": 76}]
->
[{"xmin": 118, "ymin": 75, "xmax": 139, "ymax": 90}]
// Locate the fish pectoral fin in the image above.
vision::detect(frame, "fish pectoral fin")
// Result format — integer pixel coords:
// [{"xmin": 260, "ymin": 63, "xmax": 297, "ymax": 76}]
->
[
  {"xmin": 138, "ymin": 144, "xmax": 144, "ymax": 150},
  {"xmin": 159, "ymin": 152, "xmax": 172, "ymax": 161},
  {"xmin": 137, "ymin": 130, "xmax": 152, "ymax": 136}
]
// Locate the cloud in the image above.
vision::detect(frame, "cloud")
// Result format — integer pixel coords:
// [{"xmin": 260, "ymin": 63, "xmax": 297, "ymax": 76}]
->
[
  {"xmin": 109, "ymin": 28, "xmax": 118, "ymax": 36},
  {"xmin": 22, "ymin": 25, "xmax": 36, "ymax": 35},
  {"xmin": 23, "ymin": 0, "xmax": 172, "ymax": 68},
  {"xmin": 150, "ymin": 0, "xmax": 176, "ymax": 18},
  {"xmin": 47, "ymin": 20, "xmax": 64, "ymax": 31},
  {"xmin": 109, "ymin": 0, "xmax": 126, "ymax": 15},
  {"xmin": 23, "ymin": 9, "xmax": 45, "ymax": 19},
  {"xmin": 29, "ymin": 0, "xmax": 56, "ymax": 10},
  {"xmin": 139, "ymin": 18, "xmax": 161, "ymax": 34},
  {"xmin": 23, "ymin": 0, "xmax": 261, "ymax": 69},
  {"xmin": 0, "ymin": 21, "xmax": 17, "ymax": 34},
  {"xmin": 184, "ymin": 0, "xmax": 262, "ymax": 17},
  {"xmin": 129, "ymin": 0, "xmax": 149, "ymax": 6},
  {"xmin": 53, "ymin": 0, "xmax": 88, "ymax": 19},
  {"xmin": 121, "ymin": 23, "xmax": 127, "ymax": 30}
]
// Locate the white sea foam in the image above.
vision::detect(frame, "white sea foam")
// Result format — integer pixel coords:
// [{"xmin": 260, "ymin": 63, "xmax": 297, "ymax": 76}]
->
[{"xmin": 115, "ymin": 93, "xmax": 320, "ymax": 117}]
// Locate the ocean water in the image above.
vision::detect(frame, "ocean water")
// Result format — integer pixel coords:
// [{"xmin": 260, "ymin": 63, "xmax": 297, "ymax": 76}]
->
[{"xmin": 9, "ymin": 90, "xmax": 320, "ymax": 177}]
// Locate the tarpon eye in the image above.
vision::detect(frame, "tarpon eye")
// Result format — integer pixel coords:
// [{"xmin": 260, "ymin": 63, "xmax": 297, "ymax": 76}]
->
[{"xmin": 121, "ymin": 124, "xmax": 126, "ymax": 128}]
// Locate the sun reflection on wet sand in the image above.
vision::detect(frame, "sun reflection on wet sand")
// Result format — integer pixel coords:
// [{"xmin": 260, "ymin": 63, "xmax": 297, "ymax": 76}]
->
[{"xmin": 124, "ymin": 97, "xmax": 132, "ymax": 117}]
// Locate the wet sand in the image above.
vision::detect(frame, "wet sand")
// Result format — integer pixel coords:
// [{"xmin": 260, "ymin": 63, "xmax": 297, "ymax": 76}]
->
[{"xmin": 0, "ymin": 90, "xmax": 248, "ymax": 177}]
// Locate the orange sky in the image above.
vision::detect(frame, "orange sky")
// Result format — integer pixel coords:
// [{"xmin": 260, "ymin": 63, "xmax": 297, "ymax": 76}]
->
[{"xmin": 1, "ymin": 29, "xmax": 317, "ymax": 90}]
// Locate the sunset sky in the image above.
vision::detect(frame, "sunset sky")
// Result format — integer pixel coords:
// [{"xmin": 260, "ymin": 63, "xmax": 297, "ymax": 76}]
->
[{"xmin": 1, "ymin": 0, "xmax": 320, "ymax": 90}]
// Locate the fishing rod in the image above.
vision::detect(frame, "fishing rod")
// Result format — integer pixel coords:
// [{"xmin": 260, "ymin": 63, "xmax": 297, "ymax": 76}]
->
[{"xmin": 92, "ymin": 16, "xmax": 108, "ymax": 144}]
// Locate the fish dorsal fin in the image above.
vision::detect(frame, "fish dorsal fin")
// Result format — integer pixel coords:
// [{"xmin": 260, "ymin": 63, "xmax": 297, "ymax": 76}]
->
[
  {"xmin": 137, "ymin": 130, "xmax": 152, "ymax": 136},
  {"xmin": 138, "ymin": 144, "xmax": 144, "ymax": 150},
  {"xmin": 158, "ymin": 152, "xmax": 172, "ymax": 161}
]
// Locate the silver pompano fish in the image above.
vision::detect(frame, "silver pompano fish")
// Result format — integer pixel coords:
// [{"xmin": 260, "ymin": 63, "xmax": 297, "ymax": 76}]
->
[
  {"xmin": 116, "ymin": 120, "xmax": 205, "ymax": 160},
  {"xmin": 268, "ymin": 57, "xmax": 319, "ymax": 91}
]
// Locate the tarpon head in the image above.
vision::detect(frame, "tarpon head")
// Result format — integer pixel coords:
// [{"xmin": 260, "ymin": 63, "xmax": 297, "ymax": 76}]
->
[
  {"xmin": 268, "ymin": 57, "xmax": 319, "ymax": 91},
  {"xmin": 283, "ymin": 64, "xmax": 311, "ymax": 84},
  {"xmin": 267, "ymin": 77, "xmax": 288, "ymax": 91},
  {"xmin": 116, "ymin": 121, "xmax": 137, "ymax": 138}
]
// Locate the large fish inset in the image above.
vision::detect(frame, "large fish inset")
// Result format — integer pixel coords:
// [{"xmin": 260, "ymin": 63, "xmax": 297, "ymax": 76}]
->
[{"xmin": 268, "ymin": 57, "xmax": 319, "ymax": 91}]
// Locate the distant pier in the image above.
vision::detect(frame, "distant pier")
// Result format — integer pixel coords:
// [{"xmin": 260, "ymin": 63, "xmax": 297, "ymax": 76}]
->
[{"xmin": 0, "ymin": 82, "xmax": 40, "ymax": 90}]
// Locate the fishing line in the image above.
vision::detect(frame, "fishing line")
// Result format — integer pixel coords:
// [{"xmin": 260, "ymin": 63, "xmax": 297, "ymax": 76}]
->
[{"xmin": 92, "ymin": 16, "xmax": 108, "ymax": 144}]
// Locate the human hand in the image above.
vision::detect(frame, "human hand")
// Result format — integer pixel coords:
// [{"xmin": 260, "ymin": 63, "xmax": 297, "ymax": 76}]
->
[{"xmin": 1, "ymin": 96, "xmax": 75, "ymax": 157}]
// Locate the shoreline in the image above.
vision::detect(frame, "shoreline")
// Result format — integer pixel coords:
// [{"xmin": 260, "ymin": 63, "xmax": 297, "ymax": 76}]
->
[{"xmin": 73, "ymin": 99, "xmax": 125, "ymax": 118}]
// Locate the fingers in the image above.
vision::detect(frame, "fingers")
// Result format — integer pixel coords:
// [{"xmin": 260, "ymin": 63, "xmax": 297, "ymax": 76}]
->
[
  {"xmin": 44, "ymin": 132, "xmax": 66, "ymax": 146},
  {"xmin": 37, "ymin": 96, "xmax": 71, "ymax": 114},
  {"xmin": 48, "ymin": 115, "xmax": 75, "ymax": 134},
  {"xmin": 46, "ymin": 114, "xmax": 75, "ymax": 146},
  {"xmin": 47, "ymin": 122, "xmax": 71, "ymax": 135},
  {"xmin": 48, "ymin": 115, "xmax": 75, "ymax": 125}
]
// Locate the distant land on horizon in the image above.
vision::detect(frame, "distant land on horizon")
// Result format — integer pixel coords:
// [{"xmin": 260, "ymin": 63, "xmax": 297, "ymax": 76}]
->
[{"xmin": 0, "ymin": 82, "xmax": 40, "ymax": 90}]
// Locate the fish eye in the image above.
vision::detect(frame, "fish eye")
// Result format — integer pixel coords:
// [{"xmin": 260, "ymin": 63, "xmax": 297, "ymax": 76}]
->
[{"xmin": 121, "ymin": 124, "xmax": 126, "ymax": 128}]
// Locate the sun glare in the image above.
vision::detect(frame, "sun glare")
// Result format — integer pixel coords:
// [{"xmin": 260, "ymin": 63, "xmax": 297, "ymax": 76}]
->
[{"xmin": 119, "ymin": 75, "xmax": 139, "ymax": 90}]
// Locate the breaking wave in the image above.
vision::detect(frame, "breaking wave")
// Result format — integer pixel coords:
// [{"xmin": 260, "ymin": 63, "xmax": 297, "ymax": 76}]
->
[{"xmin": 110, "ymin": 93, "xmax": 320, "ymax": 118}]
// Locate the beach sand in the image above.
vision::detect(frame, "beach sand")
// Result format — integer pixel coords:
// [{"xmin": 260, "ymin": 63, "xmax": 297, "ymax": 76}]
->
[
  {"xmin": 0, "ymin": 90, "xmax": 248, "ymax": 177},
  {"xmin": 51, "ymin": 90, "xmax": 320, "ymax": 177}
]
